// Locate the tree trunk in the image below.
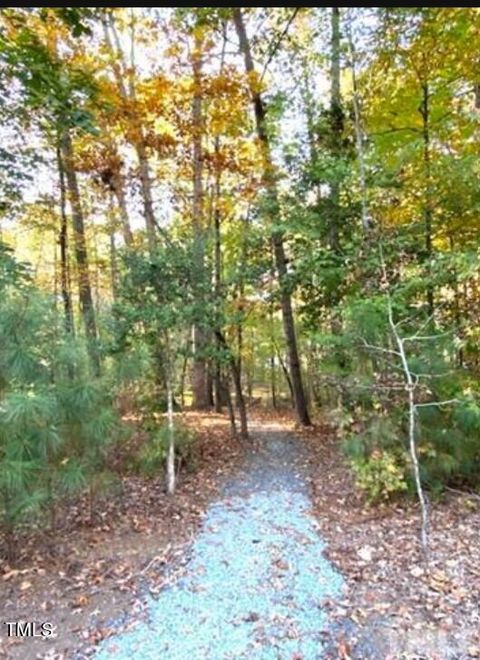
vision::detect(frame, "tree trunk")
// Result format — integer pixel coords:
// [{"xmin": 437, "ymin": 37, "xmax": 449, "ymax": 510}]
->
[
  {"xmin": 213, "ymin": 138, "xmax": 223, "ymax": 413},
  {"xmin": 329, "ymin": 7, "xmax": 342, "ymax": 253},
  {"xmin": 233, "ymin": 9, "xmax": 311, "ymax": 426},
  {"xmin": 270, "ymin": 354, "xmax": 277, "ymax": 409},
  {"xmin": 111, "ymin": 166, "xmax": 133, "ymax": 247},
  {"xmin": 166, "ymin": 368, "xmax": 176, "ymax": 495},
  {"xmin": 108, "ymin": 195, "xmax": 119, "ymax": 300},
  {"xmin": 103, "ymin": 12, "xmax": 156, "ymax": 253},
  {"xmin": 420, "ymin": 81, "xmax": 434, "ymax": 319},
  {"xmin": 449, "ymin": 235, "xmax": 464, "ymax": 367},
  {"xmin": 56, "ymin": 142, "xmax": 74, "ymax": 337},
  {"xmin": 232, "ymin": 357, "xmax": 248, "ymax": 441},
  {"xmin": 215, "ymin": 330, "xmax": 248, "ymax": 440},
  {"xmin": 136, "ymin": 140, "xmax": 157, "ymax": 254},
  {"xmin": 328, "ymin": 8, "xmax": 346, "ymax": 371},
  {"xmin": 346, "ymin": 12, "xmax": 371, "ymax": 235},
  {"xmin": 191, "ymin": 30, "xmax": 209, "ymax": 409},
  {"xmin": 275, "ymin": 342, "xmax": 295, "ymax": 407},
  {"xmin": 223, "ymin": 374, "xmax": 237, "ymax": 439},
  {"xmin": 179, "ymin": 352, "xmax": 189, "ymax": 408},
  {"xmin": 60, "ymin": 130, "xmax": 100, "ymax": 376}
]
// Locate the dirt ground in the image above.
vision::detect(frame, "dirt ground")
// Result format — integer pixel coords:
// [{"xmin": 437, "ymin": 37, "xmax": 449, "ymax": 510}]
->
[
  {"xmin": 0, "ymin": 412, "xmax": 244, "ymax": 660},
  {"xmin": 301, "ymin": 420, "xmax": 480, "ymax": 659},
  {"xmin": 1, "ymin": 410, "xmax": 479, "ymax": 659}
]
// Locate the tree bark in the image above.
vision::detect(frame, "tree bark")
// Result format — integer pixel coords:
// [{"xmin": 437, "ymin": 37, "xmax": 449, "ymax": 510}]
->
[
  {"xmin": 232, "ymin": 357, "xmax": 248, "ymax": 440},
  {"xmin": 215, "ymin": 330, "xmax": 248, "ymax": 440},
  {"xmin": 191, "ymin": 30, "xmax": 209, "ymax": 409},
  {"xmin": 60, "ymin": 130, "xmax": 100, "ymax": 376},
  {"xmin": 108, "ymin": 194, "xmax": 119, "ymax": 299},
  {"xmin": 166, "ymin": 364, "xmax": 176, "ymax": 495},
  {"xmin": 223, "ymin": 374, "xmax": 238, "ymax": 439},
  {"xmin": 56, "ymin": 142, "xmax": 74, "ymax": 337},
  {"xmin": 420, "ymin": 81, "xmax": 435, "ymax": 319},
  {"xmin": 111, "ymin": 166, "xmax": 133, "ymax": 247},
  {"xmin": 274, "ymin": 342, "xmax": 294, "ymax": 407},
  {"xmin": 136, "ymin": 140, "xmax": 157, "ymax": 254},
  {"xmin": 233, "ymin": 8, "xmax": 311, "ymax": 426},
  {"xmin": 328, "ymin": 7, "xmax": 347, "ymax": 371},
  {"xmin": 270, "ymin": 354, "xmax": 277, "ymax": 409},
  {"xmin": 213, "ymin": 139, "xmax": 223, "ymax": 413},
  {"xmin": 329, "ymin": 7, "xmax": 342, "ymax": 253}
]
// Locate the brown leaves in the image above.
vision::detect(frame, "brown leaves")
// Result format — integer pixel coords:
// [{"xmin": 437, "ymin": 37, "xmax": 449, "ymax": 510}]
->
[
  {"xmin": 0, "ymin": 411, "xmax": 244, "ymax": 659},
  {"xmin": 304, "ymin": 421, "xmax": 480, "ymax": 657},
  {"xmin": 71, "ymin": 594, "xmax": 89, "ymax": 609}
]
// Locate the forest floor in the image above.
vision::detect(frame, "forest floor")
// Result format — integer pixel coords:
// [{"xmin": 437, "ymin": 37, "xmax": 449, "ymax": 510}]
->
[
  {"xmin": 301, "ymin": 420, "xmax": 480, "ymax": 659},
  {"xmin": 1, "ymin": 411, "xmax": 479, "ymax": 659}
]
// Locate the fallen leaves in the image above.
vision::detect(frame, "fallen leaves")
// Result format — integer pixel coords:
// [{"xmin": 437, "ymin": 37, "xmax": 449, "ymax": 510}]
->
[
  {"xmin": 305, "ymin": 422, "xmax": 480, "ymax": 658},
  {"xmin": 356, "ymin": 545, "xmax": 374, "ymax": 562},
  {"xmin": 0, "ymin": 411, "xmax": 244, "ymax": 660}
]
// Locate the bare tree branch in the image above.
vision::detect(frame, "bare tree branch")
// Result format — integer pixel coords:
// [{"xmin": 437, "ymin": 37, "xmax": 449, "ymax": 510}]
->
[
  {"xmin": 414, "ymin": 398, "xmax": 459, "ymax": 409},
  {"xmin": 260, "ymin": 8, "xmax": 301, "ymax": 82}
]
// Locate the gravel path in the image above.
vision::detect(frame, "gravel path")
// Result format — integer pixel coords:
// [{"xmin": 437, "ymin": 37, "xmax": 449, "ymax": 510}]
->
[{"xmin": 95, "ymin": 423, "xmax": 343, "ymax": 659}]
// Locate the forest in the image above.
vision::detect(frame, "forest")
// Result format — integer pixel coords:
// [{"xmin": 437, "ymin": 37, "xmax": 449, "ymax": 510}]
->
[{"xmin": 1, "ymin": 7, "xmax": 479, "ymax": 659}]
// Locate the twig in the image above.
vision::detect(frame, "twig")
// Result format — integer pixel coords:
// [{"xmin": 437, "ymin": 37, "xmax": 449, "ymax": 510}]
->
[
  {"xmin": 403, "ymin": 331, "xmax": 452, "ymax": 342},
  {"xmin": 414, "ymin": 399, "xmax": 459, "ymax": 409},
  {"xmin": 141, "ymin": 553, "xmax": 168, "ymax": 575},
  {"xmin": 445, "ymin": 486, "xmax": 480, "ymax": 502},
  {"xmin": 260, "ymin": 8, "xmax": 301, "ymax": 82},
  {"xmin": 360, "ymin": 339, "xmax": 401, "ymax": 356}
]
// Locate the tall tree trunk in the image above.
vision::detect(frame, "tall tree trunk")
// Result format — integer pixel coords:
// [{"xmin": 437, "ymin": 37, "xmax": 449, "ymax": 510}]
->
[
  {"xmin": 223, "ymin": 374, "xmax": 238, "ymax": 439},
  {"xmin": 110, "ymin": 165, "xmax": 133, "ymax": 247},
  {"xmin": 108, "ymin": 193, "xmax": 119, "ymax": 299},
  {"xmin": 212, "ymin": 24, "xmax": 228, "ymax": 415},
  {"xmin": 102, "ymin": 12, "xmax": 156, "ymax": 253},
  {"xmin": 269, "ymin": 307, "xmax": 277, "ymax": 409},
  {"xmin": 232, "ymin": 357, "xmax": 248, "ymax": 440},
  {"xmin": 329, "ymin": 7, "xmax": 342, "ymax": 253},
  {"xmin": 109, "ymin": 231, "xmax": 118, "ymax": 299},
  {"xmin": 270, "ymin": 354, "xmax": 277, "ymax": 409},
  {"xmin": 216, "ymin": 330, "xmax": 248, "ymax": 440},
  {"xmin": 275, "ymin": 342, "xmax": 294, "ymax": 407},
  {"xmin": 346, "ymin": 12, "xmax": 371, "ymax": 235},
  {"xmin": 60, "ymin": 130, "xmax": 100, "ymax": 376},
  {"xmin": 300, "ymin": 60, "xmax": 317, "ymax": 166},
  {"xmin": 328, "ymin": 7, "xmax": 347, "ymax": 373},
  {"xmin": 191, "ymin": 30, "xmax": 209, "ymax": 409},
  {"xmin": 213, "ymin": 138, "xmax": 223, "ymax": 413},
  {"xmin": 166, "ymin": 355, "xmax": 176, "ymax": 495},
  {"xmin": 233, "ymin": 8, "xmax": 310, "ymax": 426},
  {"xmin": 136, "ymin": 140, "xmax": 157, "ymax": 254},
  {"xmin": 420, "ymin": 81, "xmax": 434, "ymax": 319},
  {"xmin": 449, "ymin": 235, "xmax": 464, "ymax": 367},
  {"xmin": 56, "ymin": 142, "xmax": 74, "ymax": 337}
]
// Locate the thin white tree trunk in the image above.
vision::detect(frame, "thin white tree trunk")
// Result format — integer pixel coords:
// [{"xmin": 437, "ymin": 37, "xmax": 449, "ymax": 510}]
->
[
  {"xmin": 346, "ymin": 17, "xmax": 429, "ymax": 550},
  {"xmin": 386, "ymin": 291, "xmax": 429, "ymax": 554},
  {"xmin": 166, "ymin": 369, "xmax": 175, "ymax": 495}
]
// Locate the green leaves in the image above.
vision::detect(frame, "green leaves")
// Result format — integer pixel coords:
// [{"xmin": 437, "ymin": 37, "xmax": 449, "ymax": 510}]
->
[
  {"xmin": 0, "ymin": 246, "xmax": 122, "ymax": 546},
  {"xmin": 0, "ymin": 12, "xmax": 100, "ymax": 135}
]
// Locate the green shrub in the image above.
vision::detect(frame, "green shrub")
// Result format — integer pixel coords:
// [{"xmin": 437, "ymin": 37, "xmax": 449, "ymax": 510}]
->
[
  {"xmin": 343, "ymin": 416, "xmax": 408, "ymax": 502},
  {"xmin": 134, "ymin": 422, "xmax": 197, "ymax": 478},
  {"xmin": 0, "ymin": 244, "xmax": 123, "ymax": 558},
  {"xmin": 351, "ymin": 450, "xmax": 408, "ymax": 503}
]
